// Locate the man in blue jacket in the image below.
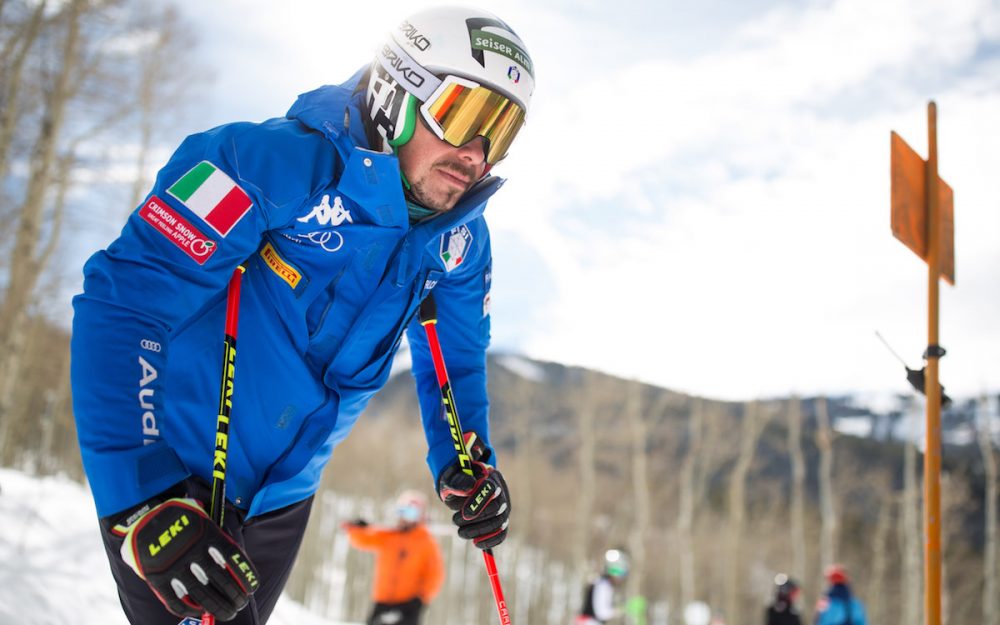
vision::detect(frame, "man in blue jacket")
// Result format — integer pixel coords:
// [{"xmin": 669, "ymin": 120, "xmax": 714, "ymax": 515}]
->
[
  {"xmin": 814, "ymin": 564, "xmax": 868, "ymax": 625},
  {"xmin": 70, "ymin": 6, "xmax": 534, "ymax": 624}
]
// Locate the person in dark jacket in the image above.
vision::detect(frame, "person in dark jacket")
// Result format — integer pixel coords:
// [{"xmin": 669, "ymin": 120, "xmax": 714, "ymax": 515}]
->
[
  {"xmin": 765, "ymin": 573, "xmax": 801, "ymax": 625},
  {"xmin": 71, "ymin": 6, "xmax": 534, "ymax": 624},
  {"xmin": 576, "ymin": 549, "xmax": 630, "ymax": 625}
]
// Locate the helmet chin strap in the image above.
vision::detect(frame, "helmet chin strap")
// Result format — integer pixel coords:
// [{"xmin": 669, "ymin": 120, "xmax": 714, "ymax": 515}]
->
[{"xmin": 388, "ymin": 94, "xmax": 419, "ymax": 149}]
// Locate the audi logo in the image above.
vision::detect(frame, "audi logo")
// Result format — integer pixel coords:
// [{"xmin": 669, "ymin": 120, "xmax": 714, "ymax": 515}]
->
[{"xmin": 140, "ymin": 339, "xmax": 161, "ymax": 352}]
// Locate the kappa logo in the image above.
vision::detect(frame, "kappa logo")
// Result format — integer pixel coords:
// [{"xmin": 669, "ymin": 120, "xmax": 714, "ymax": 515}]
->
[
  {"xmin": 440, "ymin": 225, "xmax": 473, "ymax": 272},
  {"xmin": 296, "ymin": 195, "xmax": 351, "ymax": 252},
  {"xmin": 298, "ymin": 195, "xmax": 353, "ymax": 227}
]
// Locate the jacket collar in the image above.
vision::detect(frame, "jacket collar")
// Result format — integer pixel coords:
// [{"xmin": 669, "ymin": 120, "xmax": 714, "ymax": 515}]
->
[
  {"xmin": 286, "ymin": 67, "xmax": 506, "ymax": 233},
  {"xmin": 285, "ymin": 66, "xmax": 371, "ymax": 150}
]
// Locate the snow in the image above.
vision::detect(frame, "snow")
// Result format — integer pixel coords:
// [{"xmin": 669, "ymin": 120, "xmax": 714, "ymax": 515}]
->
[
  {"xmin": 832, "ymin": 415, "xmax": 874, "ymax": 438},
  {"xmin": 495, "ymin": 354, "xmax": 547, "ymax": 382},
  {"xmin": 846, "ymin": 390, "xmax": 905, "ymax": 416},
  {"xmin": 388, "ymin": 337, "xmax": 413, "ymax": 378},
  {"xmin": 0, "ymin": 467, "xmax": 357, "ymax": 625}
]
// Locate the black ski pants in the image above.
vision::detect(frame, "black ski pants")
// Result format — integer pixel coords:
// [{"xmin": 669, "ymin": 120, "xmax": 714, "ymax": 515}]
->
[
  {"xmin": 368, "ymin": 598, "xmax": 425, "ymax": 625},
  {"xmin": 99, "ymin": 477, "xmax": 314, "ymax": 625}
]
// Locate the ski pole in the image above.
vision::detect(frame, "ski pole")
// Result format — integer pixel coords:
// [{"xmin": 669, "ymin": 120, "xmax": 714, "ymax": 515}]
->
[
  {"xmin": 875, "ymin": 330, "xmax": 909, "ymax": 368},
  {"xmin": 418, "ymin": 294, "xmax": 511, "ymax": 625},
  {"xmin": 203, "ymin": 264, "xmax": 246, "ymax": 625}
]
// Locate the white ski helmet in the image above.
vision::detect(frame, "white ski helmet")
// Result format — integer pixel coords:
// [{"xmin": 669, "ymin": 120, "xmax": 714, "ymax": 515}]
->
[
  {"xmin": 365, "ymin": 6, "xmax": 535, "ymax": 164},
  {"xmin": 604, "ymin": 548, "xmax": 630, "ymax": 578}
]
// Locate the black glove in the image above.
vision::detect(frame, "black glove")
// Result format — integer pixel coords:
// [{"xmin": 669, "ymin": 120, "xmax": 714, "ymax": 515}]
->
[
  {"xmin": 436, "ymin": 440, "xmax": 510, "ymax": 550},
  {"xmin": 349, "ymin": 518, "xmax": 369, "ymax": 528},
  {"xmin": 114, "ymin": 497, "xmax": 259, "ymax": 621}
]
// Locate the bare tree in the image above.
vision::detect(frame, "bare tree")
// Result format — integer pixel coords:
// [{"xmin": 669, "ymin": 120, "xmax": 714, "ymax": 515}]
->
[
  {"xmin": 979, "ymin": 394, "xmax": 999, "ymax": 625},
  {"xmin": 576, "ymin": 369, "xmax": 598, "ymax": 578},
  {"xmin": 0, "ymin": 0, "xmax": 46, "ymax": 187},
  {"xmin": 901, "ymin": 402, "xmax": 923, "ymax": 625},
  {"xmin": 508, "ymin": 373, "xmax": 542, "ymax": 625},
  {"xmin": 0, "ymin": 0, "xmax": 86, "ymax": 443},
  {"xmin": 676, "ymin": 396, "xmax": 704, "ymax": 609},
  {"xmin": 787, "ymin": 396, "xmax": 808, "ymax": 583},
  {"xmin": 626, "ymin": 380, "xmax": 652, "ymax": 602},
  {"xmin": 725, "ymin": 400, "xmax": 764, "ymax": 623},
  {"xmin": 815, "ymin": 396, "xmax": 838, "ymax": 569},
  {"xmin": 0, "ymin": 0, "xmax": 200, "ymax": 467},
  {"xmin": 126, "ymin": 4, "xmax": 198, "ymax": 211},
  {"xmin": 869, "ymin": 490, "xmax": 895, "ymax": 625}
]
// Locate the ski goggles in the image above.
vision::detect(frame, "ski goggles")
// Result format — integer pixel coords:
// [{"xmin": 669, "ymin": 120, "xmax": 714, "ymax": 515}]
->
[
  {"xmin": 420, "ymin": 75, "xmax": 526, "ymax": 165},
  {"xmin": 397, "ymin": 504, "xmax": 422, "ymax": 522}
]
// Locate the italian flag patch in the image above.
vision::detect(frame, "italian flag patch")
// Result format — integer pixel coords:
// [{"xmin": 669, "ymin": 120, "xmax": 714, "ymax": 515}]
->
[{"xmin": 167, "ymin": 161, "xmax": 252, "ymax": 237}]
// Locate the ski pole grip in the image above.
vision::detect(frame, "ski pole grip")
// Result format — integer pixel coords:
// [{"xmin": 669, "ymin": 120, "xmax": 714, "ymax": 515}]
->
[{"xmin": 419, "ymin": 294, "xmax": 437, "ymax": 326}]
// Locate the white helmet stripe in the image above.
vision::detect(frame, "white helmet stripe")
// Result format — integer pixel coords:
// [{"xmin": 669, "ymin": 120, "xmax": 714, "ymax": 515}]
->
[{"xmin": 376, "ymin": 38, "xmax": 442, "ymax": 102}]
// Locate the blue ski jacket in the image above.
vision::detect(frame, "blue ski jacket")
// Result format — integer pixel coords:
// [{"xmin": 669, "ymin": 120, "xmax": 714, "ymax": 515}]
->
[
  {"xmin": 815, "ymin": 585, "xmax": 867, "ymax": 625},
  {"xmin": 71, "ymin": 67, "xmax": 499, "ymax": 519}
]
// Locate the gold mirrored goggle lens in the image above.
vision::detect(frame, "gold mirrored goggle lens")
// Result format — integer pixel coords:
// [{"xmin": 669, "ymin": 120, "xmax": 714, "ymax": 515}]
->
[{"xmin": 425, "ymin": 83, "xmax": 526, "ymax": 164}]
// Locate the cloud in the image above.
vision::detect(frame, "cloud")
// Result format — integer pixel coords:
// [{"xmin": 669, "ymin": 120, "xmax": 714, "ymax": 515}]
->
[
  {"xmin": 76, "ymin": 0, "xmax": 997, "ymax": 401},
  {"xmin": 487, "ymin": 0, "xmax": 1000, "ymax": 399}
]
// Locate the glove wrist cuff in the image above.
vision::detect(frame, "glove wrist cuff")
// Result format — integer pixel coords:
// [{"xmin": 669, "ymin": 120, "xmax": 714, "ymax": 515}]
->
[
  {"xmin": 108, "ymin": 482, "xmax": 189, "ymax": 536},
  {"xmin": 112, "ymin": 496, "xmax": 202, "ymax": 536}
]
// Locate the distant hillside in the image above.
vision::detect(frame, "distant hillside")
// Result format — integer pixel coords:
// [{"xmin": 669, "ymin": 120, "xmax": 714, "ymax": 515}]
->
[
  {"xmin": 367, "ymin": 350, "xmax": 996, "ymax": 506},
  {"xmin": 328, "ymin": 354, "xmax": 998, "ymax": 622}
]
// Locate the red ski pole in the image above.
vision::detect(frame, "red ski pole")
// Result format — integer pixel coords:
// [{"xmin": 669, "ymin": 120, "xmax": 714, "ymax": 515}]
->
[
  {"xmin": 202, "ymin": 264, "xmax": 246, "ymax": 625},
  {"xmin": 418, "ymin": 294, "xmax": 512, "ymax": 625}
]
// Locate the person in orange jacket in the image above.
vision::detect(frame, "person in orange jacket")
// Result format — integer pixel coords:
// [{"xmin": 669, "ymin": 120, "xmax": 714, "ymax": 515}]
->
[{"xmin": 342, "ymin": 490, "xmax": 445, "ymax": 625}]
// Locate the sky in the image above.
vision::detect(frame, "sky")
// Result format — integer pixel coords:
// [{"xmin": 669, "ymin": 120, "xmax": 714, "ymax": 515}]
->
[
  {"xmin": 84, "ymin": 0, "xmax": 1000, "ymax": 401},
  {"xmin": 0, "ymin": 467, "xmax": 352, "ymax": 625}
]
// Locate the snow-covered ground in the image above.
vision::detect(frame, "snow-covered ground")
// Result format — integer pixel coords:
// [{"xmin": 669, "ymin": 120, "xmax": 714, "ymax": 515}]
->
[{"xmin": 0, "ymin": 467, "xmax": 356, "ymax": 625}]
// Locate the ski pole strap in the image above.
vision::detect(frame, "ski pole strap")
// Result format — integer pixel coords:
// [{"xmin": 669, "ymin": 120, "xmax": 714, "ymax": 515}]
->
[{"xmin": 924, "ymin": 344, "xmax": 946, "ymax": 359}]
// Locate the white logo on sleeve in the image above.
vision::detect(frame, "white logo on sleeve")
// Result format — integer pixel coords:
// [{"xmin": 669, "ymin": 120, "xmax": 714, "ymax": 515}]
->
[{"xmin": 298, "ymin": 195, "xmax": 353, "ymax": 226}]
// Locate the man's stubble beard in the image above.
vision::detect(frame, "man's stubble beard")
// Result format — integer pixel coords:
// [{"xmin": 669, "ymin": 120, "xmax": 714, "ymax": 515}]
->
[{"xmin": 409, "ymin": 159, "xmax": 478, "ymax": 213}]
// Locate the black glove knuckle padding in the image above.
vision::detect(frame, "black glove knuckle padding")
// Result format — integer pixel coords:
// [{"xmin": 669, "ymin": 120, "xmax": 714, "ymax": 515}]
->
[
  {"xmin": 438, "ymin": 460, "xmax": 510, "ymax": 549},
  {"xmin": 129, "ymin": 499, "xmax": 258, "ymax": 620}
]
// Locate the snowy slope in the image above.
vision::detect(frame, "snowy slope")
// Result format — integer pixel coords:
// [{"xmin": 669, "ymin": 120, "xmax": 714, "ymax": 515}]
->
[{"xmin": 0, "ymin": 467, "xmax": 356, "ymax": 625}]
